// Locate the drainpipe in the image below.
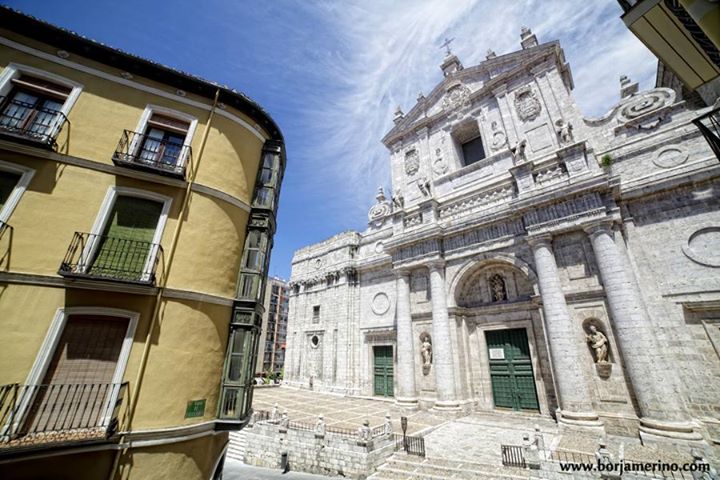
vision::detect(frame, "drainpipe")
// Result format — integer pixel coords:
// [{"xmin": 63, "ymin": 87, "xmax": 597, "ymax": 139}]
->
[{"xmin": 108, "ymin": 88, "xmax": 220, "ymax": 480}]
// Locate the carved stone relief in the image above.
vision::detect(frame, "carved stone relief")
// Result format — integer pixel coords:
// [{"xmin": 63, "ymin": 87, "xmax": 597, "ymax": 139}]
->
[
  {"xmin": 432, "ymin": 148, "xmax": 448, "ymax": 175},
  {"xmin": 490, "ymin": 121, "xmax": 507, "ymax": 151},
  {"xmin": 443, "ymin": 82, "xmax": 471, "ymax": 110},
  {"xmin": 617, "ymin": 89, "xmax": 674, "ymax": 123},
  {"xmin": 404, "ymin": 149, "xmax": 420, "ymax": 176},
  {"xmin": 653, "ymin": 146, "xmax": 688, "ymax": 169},
  {"xmin": 371, "ymin": 292, "xmax": 391, "ymax": 315},
  {"xmin": 514, "ymin": 86, "xmax": 541, "ymax": 122},
  {"xmin": 682, "ymin": 227, "xmax": 720, "ymax": 267}
]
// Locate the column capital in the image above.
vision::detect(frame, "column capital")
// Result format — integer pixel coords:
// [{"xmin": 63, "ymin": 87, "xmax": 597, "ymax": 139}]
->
[
  {"xmin": 526, "ymin": 234, "xmax": 553, "ymax": 250},
  {"xmin": 426, "ymin": 259, "xmax": 446, "ymax": 273},
  {"xmin": 582, "ymin": 220, "xmax": 614, "ymax": 239},
  {"xmin": 393, "ymin": 268, "xmax": 411, "ymax": 279}
]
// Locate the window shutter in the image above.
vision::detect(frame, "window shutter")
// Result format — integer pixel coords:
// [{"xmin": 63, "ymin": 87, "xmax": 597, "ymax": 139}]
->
[{"xmin": 12, "ymin": 75, "xmax": 71, "ymax": 99}]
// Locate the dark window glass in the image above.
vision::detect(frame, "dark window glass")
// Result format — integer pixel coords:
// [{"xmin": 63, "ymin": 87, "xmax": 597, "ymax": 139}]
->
[{"xmin": 461, "ymin": 136, "xmax": 486, "ymax": 166}]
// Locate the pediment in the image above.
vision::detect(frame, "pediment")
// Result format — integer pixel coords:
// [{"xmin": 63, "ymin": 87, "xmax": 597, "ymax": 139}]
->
[{"xmin": 383, "ymin": 41, "xmax": 564, "ymax": 145}]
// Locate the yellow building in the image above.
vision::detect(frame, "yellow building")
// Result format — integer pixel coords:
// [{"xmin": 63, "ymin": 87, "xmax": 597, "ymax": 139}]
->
[{"xmin": 0, "ymin": 7, "xmax": 285, "ymax": 480}]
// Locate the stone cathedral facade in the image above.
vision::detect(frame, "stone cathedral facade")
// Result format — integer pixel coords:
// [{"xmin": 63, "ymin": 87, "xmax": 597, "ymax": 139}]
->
[{"xmin": 285, "ymin": 28, "xmax": 720, "ymax": 445}]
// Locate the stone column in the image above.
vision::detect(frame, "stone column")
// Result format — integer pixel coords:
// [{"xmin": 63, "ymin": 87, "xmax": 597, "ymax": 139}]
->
[
  {"xmin": 394, "ymin": 270, "xmax": 418, "ymax": 407},
  {"xmin": 585, "ymin": 222, "xmax": 700, "ymax": 440},
  {"xmin": 528, "ymin": 235, "xmax": 601, "ymax": 427},
  {"xmin": 428, "ymin": 261, "xmax": 459, "ymax": 410}
]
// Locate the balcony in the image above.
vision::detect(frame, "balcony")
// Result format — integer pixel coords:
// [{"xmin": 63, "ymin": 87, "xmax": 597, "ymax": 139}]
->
[
  {"xmin": 112, "ymin": 130, "xmax": 191, "ymax": 179},
  {"xmin": 58, "ymin": 232, "xmax": 163, "ymax": 285},
  {"xmin": 0, "ymin": 382, "xmax": 127, "ymax": 454},
  {"xmin": 693, "ymin": 106, "xmax": 720, "ymax": 161},
  {"xmin": 0, "ymin": 97, "xmax": 68, "ymax": 149}
]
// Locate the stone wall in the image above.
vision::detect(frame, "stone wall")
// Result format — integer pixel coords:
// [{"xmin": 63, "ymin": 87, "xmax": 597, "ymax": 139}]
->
[{"xmin": 243, "ymin": 423, "xmax": 395, "ymax": 479}]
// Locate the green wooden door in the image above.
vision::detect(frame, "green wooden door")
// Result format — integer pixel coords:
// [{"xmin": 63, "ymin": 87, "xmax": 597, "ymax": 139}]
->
[
  {"xmin": 486, "ymin": 328, "xmax": 539, "ymax": 411},
  {"xmin": 373, "ymin": 345, "xmax": 394, "ymax": 397},
  {"xmin": 91, "ymin": 196, "xmax": 163, "ymax": 281}
]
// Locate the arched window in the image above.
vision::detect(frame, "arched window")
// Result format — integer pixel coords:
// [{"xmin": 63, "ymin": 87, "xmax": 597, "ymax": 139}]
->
[{"xmin": 489, "ymin": 274, "xmax": 507, "ymax": 302}]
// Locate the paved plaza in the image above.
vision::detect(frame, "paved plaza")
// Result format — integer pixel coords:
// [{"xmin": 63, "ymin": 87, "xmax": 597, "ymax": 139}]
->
[{"xmin": 252, "ymin": 386, "xmax": 447, "ymax": 435}]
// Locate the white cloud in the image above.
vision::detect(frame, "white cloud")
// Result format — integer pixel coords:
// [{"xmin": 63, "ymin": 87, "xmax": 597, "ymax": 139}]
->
[{"xmin": 292, "ymin": 0, "xmax": 657, "ymax": 230}]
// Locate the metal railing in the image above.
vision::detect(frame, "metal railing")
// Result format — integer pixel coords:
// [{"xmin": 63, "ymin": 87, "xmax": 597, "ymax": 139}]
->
[
  {"xmin": 693, "ymin": 106, "xmax": 720, "ymax": 161},
  {"xmin": 394, "ymin": 433, "xmax": 426, "ymax": 457},
  {"xmin": 112, "ymin": 130, "xmax": 192, "ymax": 179},
  {"xmin": 0, "ymin": 97, "xmax": 68, "ymax": 149},
  {"xmin": 501, "ymin": 444, "xmax": 527, "ymax": 468},
  {"xmin": 0, "ymin": 382, "xmax": 127, "ymax": 448},
  {"xmin": 58, "ymin": 232, "xmax": 163, "ymax": 285}
]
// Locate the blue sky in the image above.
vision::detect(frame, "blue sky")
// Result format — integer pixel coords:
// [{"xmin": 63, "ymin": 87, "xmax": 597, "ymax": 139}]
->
[{"xmin": 7, "ymin": 0, "xmax": 657, "ymax": 279}]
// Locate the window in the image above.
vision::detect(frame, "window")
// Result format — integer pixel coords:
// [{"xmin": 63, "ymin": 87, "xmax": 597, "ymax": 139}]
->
[
  {"xmin": 59, "ymin": 187, "xmax": 170, "ymax": 283},
  {"xmin": 0, "ymin": 160, "xmax": 35, "ymax": 226},
  {"xmin": 15, "ymin": 307, "xmax": 137, "ymax": 441},
  {"xmin": 119, "ymin": 106, "xmax": 197, "ymax": 176},
  {"xmin": 312, "ymin": 305, "xmax": 320, "ymax": 323},
  {"xmin": 0, "ymin": 64, "xmax": 82, "ymax": 146},
  {"xmin": 252, "ymin": 147, "xmax": 282, "ymax": 211},
  {"xmin": 452, "ymin": 120, "xmax": 486, "ymax": 167},
  {"xmin": 219, "ymin": 325, "xmax": 259, "ymax": 420},
  {"xmin": 237, "ymin": 229, "xmax": 270, "ymax": 301}
]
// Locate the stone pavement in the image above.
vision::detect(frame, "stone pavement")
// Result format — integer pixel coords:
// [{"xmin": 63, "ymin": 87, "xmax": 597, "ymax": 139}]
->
[{"xmin": 253, "ymin": 386, "xmax": 447, "ymax": 434}]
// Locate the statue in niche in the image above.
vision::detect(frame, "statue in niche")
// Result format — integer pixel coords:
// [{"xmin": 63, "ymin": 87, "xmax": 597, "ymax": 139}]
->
[
  {"xmin": 392, "ymin": 188, "xmax": 404, "ymax": 209},
  {"xmin": 511, "ymin": 138, "xmax": 527, "ymax": 164},
  {"xmin": 555, "ymin": 119, "xmax": 574, "ymax": 145},
  {"xmin": 586, "ymin": 325, "xmax": 609, "ymax": 363},
  {"xmin": 417, "ymin": 176, "xmax": 431, "ymax": 197},
  {"xmin": 420, "ymin": 332, "xmax": 433, "ymax": 375}
]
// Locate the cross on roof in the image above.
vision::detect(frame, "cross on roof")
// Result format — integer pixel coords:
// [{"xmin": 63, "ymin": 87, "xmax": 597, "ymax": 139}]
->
[{"xmin": 440, "ymin": 37, "xmax": 455, "ymax": 56}]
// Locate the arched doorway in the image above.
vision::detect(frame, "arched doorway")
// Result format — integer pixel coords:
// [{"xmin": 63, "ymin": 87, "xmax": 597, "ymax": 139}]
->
[{"xmin": 451, "ymin": 258, "xmax": 555, "ymax": 415}]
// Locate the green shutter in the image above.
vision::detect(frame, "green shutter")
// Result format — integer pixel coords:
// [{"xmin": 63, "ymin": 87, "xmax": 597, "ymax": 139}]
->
[
  {"xmin": 0, "ymin": 171, "xmax": 21, "ymax": 213},
  {"xmin": 90, "ymin": 196, "xmax": 163, "ymax": 281}
]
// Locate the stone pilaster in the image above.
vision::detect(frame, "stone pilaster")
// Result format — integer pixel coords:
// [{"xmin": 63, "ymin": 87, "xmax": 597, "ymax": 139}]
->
[
  {"xmin": 394, "ymin": 269, "xmax": 418, "ymax": 407},
  {"xmin": 428, "ymin": 261, "xmax": 460, "ymax": 410},
  {"xmin": 528, "ymin": 235, "xmax": 601, "ymax": 428},
  {"xmin": 585, "ymin": 222, "xmax": 701, "ymax": 440}
]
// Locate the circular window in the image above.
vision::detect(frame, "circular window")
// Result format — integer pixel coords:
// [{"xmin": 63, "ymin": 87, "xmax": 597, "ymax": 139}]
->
[{"xmin": 311, "ymin": 335, "xmax": 320, "ymax": 348}]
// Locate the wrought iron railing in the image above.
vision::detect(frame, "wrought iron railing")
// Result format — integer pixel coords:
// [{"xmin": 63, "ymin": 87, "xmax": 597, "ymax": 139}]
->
[
  {"xmin": 501, "ymin": 444, "xmax": 527, "ymax": 468},
  {"xmin": 112, "ymin": 130, "xmax": 192, "ymax": 179},
  {"xmin": 0, "ymin": 96, "xmax": 68, "ymax": 149},
  {"xmin": 394, "ymin": 433, "xmax": 426, "ymax": 457},
  {"xmin": 693, "ymin": 107, "xmax": 720, "ymax": 161},
  {"xmin": 58, "ymin": 232, "xmax": 163, "ymax": 285},
  {"xmin": 0, "ymin": 382, "xmax": 127, "ymax": 449}
]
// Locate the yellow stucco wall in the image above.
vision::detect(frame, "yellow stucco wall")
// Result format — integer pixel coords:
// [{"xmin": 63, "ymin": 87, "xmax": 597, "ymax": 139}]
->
[{"xmin": 0, "ymin": 23, "xmax": 275, "ymax": 480}]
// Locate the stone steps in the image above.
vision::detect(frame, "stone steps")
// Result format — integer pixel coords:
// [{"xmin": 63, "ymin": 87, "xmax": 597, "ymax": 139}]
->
[
  {"xmin": 226, "ymin": 429, "xmax": 249, "ymax": 463},
  {"xmin": 369, "ymin": 453, "xmax": 530, "ymax": 480}
]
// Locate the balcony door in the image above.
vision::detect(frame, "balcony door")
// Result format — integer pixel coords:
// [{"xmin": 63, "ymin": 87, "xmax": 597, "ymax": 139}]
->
[
  {"xmin": 89, "ymin": 195, "xmax": 164, "ymax": 282},
  {"xmin": 0, "ymin": 74, "xmax": 71, "ymax": 141},
  {"xmin": 22, "ymin": 315, "xmax": 129, "ymax": 435}
]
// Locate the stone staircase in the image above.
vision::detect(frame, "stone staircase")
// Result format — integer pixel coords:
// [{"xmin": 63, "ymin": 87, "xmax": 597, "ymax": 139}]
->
[
  {"xmin": 369, "ymin": 452, "xmax": 531, "ymax": 480},
  {"xmin": 226, "ymin": 429, "xmax": 249, "ymax": 462}
]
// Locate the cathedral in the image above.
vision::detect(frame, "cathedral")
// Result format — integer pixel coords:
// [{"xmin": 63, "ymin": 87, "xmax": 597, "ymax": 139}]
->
[{"xmin": 284, "ymin": 27, "xmax": 720, "ymax": 446}]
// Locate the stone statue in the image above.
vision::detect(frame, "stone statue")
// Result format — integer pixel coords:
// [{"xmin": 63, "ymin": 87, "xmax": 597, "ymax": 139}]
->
[
  {"xmin": 586, "ymin": 325, "xmax": 609, "ymax": 363},
  {"xmin": 420, "ymin": 332, "xmax": 433, "ymax": 372},
  {"xmin": 392, "ymin": 188, "xmax": 404, "ymax": 209},
  {"xmin": 271, "ymin": 402, "xmax": 279, "ymax": 422},
  {"xmin": 533, "ymin": 425, "xmax": 545, "ymax": 451},
  {"xmin": 555, "ymin": 119, "xmax": 574, "ymax": 145},
  {"xmin": 279, "ymin": 411, "xmax": 289, "ymax": 431},
  {"xmin": 314, "ymin": 414, "xmax": 326, "ymax": 437},
  {"xmin": 511, "ymin": 138, "xmax": 527, "ymax": 164},
  {"xmin": 417, "ymin": 176, "xmax": 431, "ymax": 197},
  {"xmin": 383, "ymin": 413, "xmax": 393, "ymax": 436},
  {"xmin": 357, "ymin": 419, "xmax": 372, "ymax": 443},
  {"xmin": 595, "ymin": 441, "xmax": 613, "ymax": 468}
]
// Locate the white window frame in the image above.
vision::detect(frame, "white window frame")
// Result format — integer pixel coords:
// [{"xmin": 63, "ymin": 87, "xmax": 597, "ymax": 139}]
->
[
  {"xmin": 0, "ymin": 159, "xmax": 35, "ymax": 225},
  {"xmin": 129, "ymin": 105, "xmax": 198, "ymax": 169},
  {"xmin": 79, "ymin": 186, "xmax": 172, "ymax": 282},
  {"xmin": 4, "ymin": 307, "xmax": 139, "ymax": 437},
  {"xmin": 0, "ymin": 63, "xmax": 83, "ymax": 140}
]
